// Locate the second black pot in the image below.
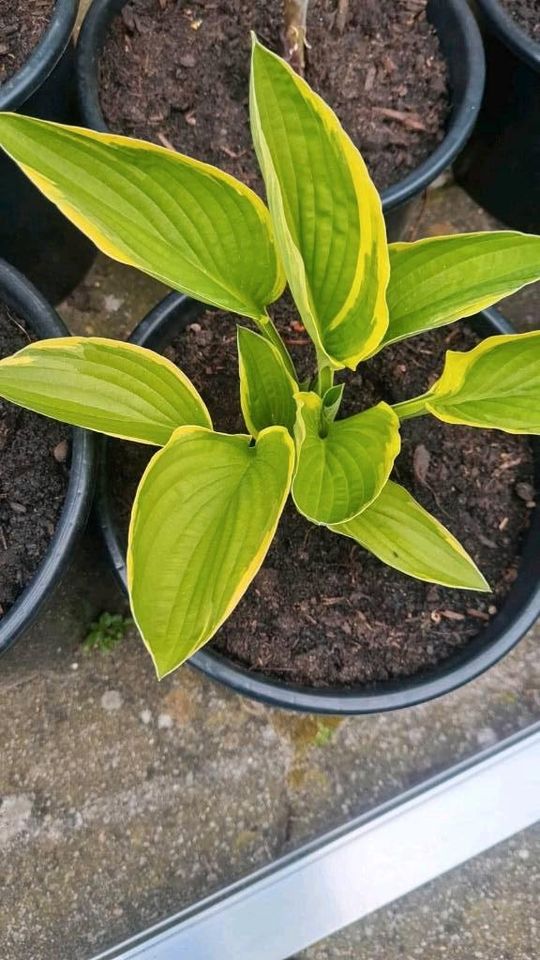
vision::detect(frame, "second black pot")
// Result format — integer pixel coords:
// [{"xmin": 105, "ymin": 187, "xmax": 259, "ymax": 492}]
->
[
  {"xmin": 0, "ymin": 258, "xmax": 96, "ymax": 659},
  {"xmin": 96, "ymin": 294, "xmax": 540, "ymax": 715},
  {"xmin": 76, "ymin": 0, "xmax": 485, "ymax": 241},
  {"xmin": 0, "ymin": 0, "xmax": 96, "ymax": 303},
  {"xmin": 455, "ymin": 0, "xmax": 540, "ymax": 233}
]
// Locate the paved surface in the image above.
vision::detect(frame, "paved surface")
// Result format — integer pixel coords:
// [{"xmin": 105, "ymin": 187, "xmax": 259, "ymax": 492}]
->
[
  {"xmin": 0, "ymin": 103, "xmax": 538, "ymax": 960},
  {"xmin": 2, "ymin": 580, "xmax": 539, "ymax": 958}
]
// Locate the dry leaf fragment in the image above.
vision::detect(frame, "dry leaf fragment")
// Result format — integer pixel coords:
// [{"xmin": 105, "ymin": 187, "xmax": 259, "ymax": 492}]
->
[{"xmin": 413, "ymin": 444, "xmax": 431, "ymax": 485}]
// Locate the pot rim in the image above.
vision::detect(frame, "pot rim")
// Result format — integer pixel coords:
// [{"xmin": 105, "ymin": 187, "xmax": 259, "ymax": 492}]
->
[
  {"xmin": 76, "ymin": 0, "xmax": 485, "ymax": 212},
  {"xmin": 0, "ymin": 258, "xmax": 95, "ymax": 657},
  {"xmin": 475, "ymin": 0, "xmax": 540, "ymax": 72},
  {"xmin": 0, "ymin": 0, "xmax": 79, "ymax": 112},
  {"xmin": 95, "ymin": 293, "xmax": 540, "ymax": 714}
]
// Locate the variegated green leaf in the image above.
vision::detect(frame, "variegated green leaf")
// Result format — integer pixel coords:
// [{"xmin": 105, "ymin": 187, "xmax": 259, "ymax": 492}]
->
[
  {"xmin": 380, "ymin": 232, "xmax": 540, "ymax": 350},
  {"xmin": 428, "ymin": 331, "xmax": 540, "ymax": 433},
  {"xmin": 331, "ymin": 481, "xmax": 489, "ymax": 591},
  {"xmin": 237, "ymin": 326, "xmax": 298, "ymax": 436},
  {"xmin": 292, "ymin": 393, "xmax": 401, "ymax": 524},
  {"xmin": 128, "ymin": 425, "xmax": 294, "ymax": 678},
  {"xmin": 250, "ymin": 37, "xmax": 389, "ymax": 370},
  {"xmin": 0, "ymin": 113, "xmax": 285, "ymax": 320},
  {"xmin": 395, "ymin": 332, "xmax": 540, "ymax": 434},
  {"xmin": 0, "ymin": 337, "xmax": 211, "ymax": 444}
]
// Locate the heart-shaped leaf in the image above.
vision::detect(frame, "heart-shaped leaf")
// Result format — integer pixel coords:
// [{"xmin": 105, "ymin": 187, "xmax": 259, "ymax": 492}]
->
[
  {"xmin": 292, "ymin": 393, "xmax": 401, "ymax": 524},
  {"xmin": 128, "ymin": 425, "xmax": 294, "ymax": 678},
  {"xmin": 424, "ymin": 332, "xmax": 540, "ymax": 433},
  {"xmin": 380, "ymin": 232, "xmax": 540, "ymax": 350},
  {"xmin": 0, "ymin": 113, "xmax": 285, "ymax": 320},
  {"xmin": 0, "ymin": 337, "xmax": 211, "ymax": 444},
  {"xmin": 250, "ymin": 37, "xmax": 389, "ymax": 370},
  {"xmin": 238, "ymin": 326, "xmax": 298, "ymax": 436},
  {"xmin": 331, "ymin": 481, "xmax": 489, "ymax": 591}
]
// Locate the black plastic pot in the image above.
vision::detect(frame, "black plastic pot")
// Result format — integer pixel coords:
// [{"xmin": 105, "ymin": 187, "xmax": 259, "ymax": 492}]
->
[
  {"xmin": 0, "ymin": 0, "xmax": 96, "ymax": 303},
  {"xmin": 455, "ymin": 1, "xmax": 540, "ymax": 233},
  {"xmin": 76, "ymin": 0, "xmax": 485, "ymax": 241},
  {"xmin": 0, "ymin": 258, "xmax": 95, "ymax": 658},
  {"xmin": 96, "ymin": 294, "xmax": 540, "ymax": 714}
]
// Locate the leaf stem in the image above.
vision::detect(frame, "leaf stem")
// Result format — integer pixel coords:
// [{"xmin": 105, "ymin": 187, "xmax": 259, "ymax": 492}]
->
[
  {"xmin": 392, "ymin": 392, "xmax": 432, "ymax": 421},
  {"xmin": 256, "ymin": 312, "xmax": 298, "ymax": 381}
]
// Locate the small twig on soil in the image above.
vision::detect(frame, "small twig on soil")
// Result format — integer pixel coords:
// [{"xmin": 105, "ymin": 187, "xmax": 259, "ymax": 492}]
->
[
  {"xmin": 220, "ymin": 145, "xmax": 247, "ymax": 160},
  {"xmin": 466, "ymin": 608, "xmax": 490, "ymax": 621},
  {"xmin": 156, "ymin": 131, "xmax": 175, "ymax": 151},
  {"xmin": 439, "ymin": 609, "xmax": 465, "ymax": 622},
  {"xmin": 282, "ymin": 0, "xmax": 309, "ymax": 76},
  {"xmin": 335, "ymin": 0, "xmax": 350, "ymax": 33},
  {"xmin": 6, "ymin": 311, "xmax": 31, "ymax": 342},
  {"xmin": 0, "ymin": 525, "xmax": 7, "ymax": 551},
  {"xmin": 373, "ymin": 107, "xmax": 427, "ymax": 131},
  {"xmin": 499, "ymin": 456, "xmax": 524, "ymax": 471}
]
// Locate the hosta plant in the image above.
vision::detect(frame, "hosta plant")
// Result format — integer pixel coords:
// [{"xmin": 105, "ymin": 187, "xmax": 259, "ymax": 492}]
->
[{"xmin": 0, "ymin": 39, "xmax": 539, "ymax": 679}]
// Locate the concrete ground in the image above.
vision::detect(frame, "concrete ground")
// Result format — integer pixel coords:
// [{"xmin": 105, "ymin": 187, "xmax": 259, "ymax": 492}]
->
[{"xmin": 1, "ymin": 174, "xmax": 539, "ymax": 960}]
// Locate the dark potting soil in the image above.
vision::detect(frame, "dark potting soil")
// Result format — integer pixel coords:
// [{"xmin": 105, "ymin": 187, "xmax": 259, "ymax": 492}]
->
[
  {"xmin": 0, "ymin": 303, "xmax": 68, "ymax": 617},
  {"xmin": 500, "ymin": 0, "xmax": 540, "ymax": 43},
  {"xmin": 108, "ymin": 303, "xmax": 535, "ymax": 688},
  {"xmin": 99, "ymin": 0, "xmax": 449, "ymax": 194},
  {"xmin": 0, "ymin": 0, "xmax": 55, "ymax": 85}
]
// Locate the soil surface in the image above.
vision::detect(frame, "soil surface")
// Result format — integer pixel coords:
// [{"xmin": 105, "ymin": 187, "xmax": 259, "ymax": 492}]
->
[
  {"xmin": 0, "ymin": 304, "xmax": 68, "ymax": 617},
  {"xmin": 0, "ymin": 0, "xmax": 54, "ymax": 85},
  {"xmin": 108, "ymin": 302, "xmax": 535, "ymax": 688},
  {"xmin": 500, "ymin": 0, "xmax": 540, "ymax": 43},
  {"xmin": 99, "ymin": 0, "xmax": 449, "ymax": 194}
]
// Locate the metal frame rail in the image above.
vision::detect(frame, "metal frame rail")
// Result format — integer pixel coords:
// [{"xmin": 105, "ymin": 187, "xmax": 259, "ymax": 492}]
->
[{"xmin": 90, "ymin": 721, "xmax": 540, "ymax": 960}]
